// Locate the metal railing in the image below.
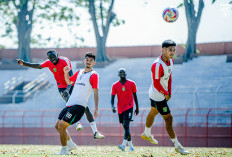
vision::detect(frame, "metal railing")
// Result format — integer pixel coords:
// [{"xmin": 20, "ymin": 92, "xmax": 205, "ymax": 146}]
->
[{"xmin": 1, "ymin": 73, "xmax": 51, "ymax": 104}]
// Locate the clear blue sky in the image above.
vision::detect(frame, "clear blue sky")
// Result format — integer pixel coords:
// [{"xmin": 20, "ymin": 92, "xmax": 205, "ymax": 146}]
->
[{"xmin": 0, "ymin": 0, "xmax": 231, "ymax": 48}]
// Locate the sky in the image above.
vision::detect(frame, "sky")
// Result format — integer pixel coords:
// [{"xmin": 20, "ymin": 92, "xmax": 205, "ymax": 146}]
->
[
  {"xmin": 0, "ymin": 0, "xmax": 231, "ymax": 48},
  {"xmin": 107, "ymin": 0, "xmax": 232, "ymax": 46}
]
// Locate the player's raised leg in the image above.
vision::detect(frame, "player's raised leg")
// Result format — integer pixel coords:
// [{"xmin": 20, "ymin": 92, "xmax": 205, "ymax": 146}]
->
[{"xmin": 84, "ymin": 107, "xmax": 104, "ymax": 139}]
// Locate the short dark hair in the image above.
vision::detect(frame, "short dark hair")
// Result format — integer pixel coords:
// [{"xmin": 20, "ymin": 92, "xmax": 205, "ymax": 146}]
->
[
  {"xmin": 85, "ymin": 52, "xmax": 96, "ymax": 60},
  {"xmin": 162, "ymin": 40, "xmax": 176, "ymax": 48},
  {"xmin": 118, "ymin": 68, "xmax": 126, "ymax": 73},
  {"xmin": 47, "ymin": 49, "xmax": 57, "ymax": 56}
]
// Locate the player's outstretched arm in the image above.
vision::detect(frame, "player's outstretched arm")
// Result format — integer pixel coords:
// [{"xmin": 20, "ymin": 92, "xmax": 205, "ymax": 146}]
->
[
  {"xmin": 16, "ymin": 59, "xmax": 43, "ymax": 69},
  {"xmin": 93, "ymin": 88, "xmax": 99, "ymax": 119},
  {"xmin": 62, "ymin": 84, "xmax": 72, "ymax": 102},
  {"xmin": 133, "ymin": 92, "xmax": 139, "ymax": 115},
  {"xmin": 111, "ymin": 95, "xmax": 116, "ymax": 113},
  {"xmin": 63, "ymin": 66, "xmax": 73, "ymax": 85}
]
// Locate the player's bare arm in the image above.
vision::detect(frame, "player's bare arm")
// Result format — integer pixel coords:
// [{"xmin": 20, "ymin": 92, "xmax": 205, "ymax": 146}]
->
[
  {"xmin": 16, "ymin": 59, "xmax": 43, "ymax": 69},
  {"xmin": 63, "ymin": 66, "xmax": 73, "ymax": 85},
  {"xmin": 63, "ymin": 66, "xmax": 73, "ymax": 100},
  {"xmin": 62, "ymin": 70, "xmax": 73, "ymax": 101},
  {"xmin": 62, "ymin": 84, "xmax": 72, "ymax": 102},
  {"xmin": 111, "ymin": 95, "xmax": 116, "ymax": 113},
  {"xmin": 93, "ymin": 88, "xmax": 99, "ymax": 119},
  {"xmin": 133, "ymin": 92, "xmax": 139, "ymax": 115}
]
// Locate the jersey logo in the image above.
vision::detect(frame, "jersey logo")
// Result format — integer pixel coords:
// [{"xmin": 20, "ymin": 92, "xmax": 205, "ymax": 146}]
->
[
  {"xmin": 66, "ymin": 112, "xmax": 72, "ymax": 119},
  {"xmin": 168, "ymin": 69, "xmax": 171, "ymax": 73},
  {"xmin": 122, "ymin": 86, "xmax": 125, "ymax": 91},
  {"xmin": 163, "ymin": 107, "xmax": 167, "ymax": 113},
  {"xmin": 53, "ymin": 68, "xmax": 57, "ymax": 72},
  {"xmin": 77, "ymin": 83, "xmax": 85, "ymax": 86}
]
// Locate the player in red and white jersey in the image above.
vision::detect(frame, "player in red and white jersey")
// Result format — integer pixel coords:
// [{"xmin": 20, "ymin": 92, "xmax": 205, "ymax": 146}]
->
[
  {"xmin": 17, "ymin": 50, "xmax": 103, "ymax": 145},
  {"xmin": 141, "ymin": 40, "xmax": 189, "ymax": 155},
  {"xmin": 111, "ymin": 68, "xmax": 139, "ymax": 152},
  {"xmin": 55, "ymin": 52, "xmax": 104, "ymax": 155}
]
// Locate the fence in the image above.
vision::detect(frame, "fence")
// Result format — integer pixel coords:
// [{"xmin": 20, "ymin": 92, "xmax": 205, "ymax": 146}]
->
[{"xmin": 0, "ymin": 108, "xmax": 231, "ymax": 147}]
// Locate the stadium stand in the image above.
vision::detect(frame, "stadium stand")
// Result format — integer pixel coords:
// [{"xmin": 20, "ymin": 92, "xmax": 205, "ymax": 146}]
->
[
  {"xmin": 0, "ymin": 73, "xmax": 51, "ymax": 104},
  {"xmin": 0, "ymin": 55, "xmax": 231, "ymax": 110},
  {"xmin": 0, "ymin": 55, "xmax": 231, "ymax": 147}
]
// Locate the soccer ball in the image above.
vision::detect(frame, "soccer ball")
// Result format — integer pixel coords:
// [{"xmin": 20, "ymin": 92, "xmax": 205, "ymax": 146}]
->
[{"xmin": 162, "ymin": 8, "xmax": 179, "ymax": 23}]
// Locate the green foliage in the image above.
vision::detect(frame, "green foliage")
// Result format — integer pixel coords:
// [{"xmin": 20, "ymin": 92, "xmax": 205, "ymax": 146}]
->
[
  {"xmin": 73, "ymin": 0, "xmax": 124, "ymax": 30},
  {"xmin": 0, "ymin": 44, "xmax": 5, "ymax": 49},
  {"xmin": 112, "ymin": 18, "xmax": 124, "ymax": 27},
  {"xmin": 0, "ymin": 0, "xmax": 81, "ymax": 48},
  {"xmin": 177, "ymin": 0, "xmax": 230, "ymax": 8}
]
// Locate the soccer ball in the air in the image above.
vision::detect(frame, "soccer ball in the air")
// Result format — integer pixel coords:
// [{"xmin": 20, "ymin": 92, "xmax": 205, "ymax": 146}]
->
[{"xmin": 162, "ymin": 8, "xmax": 179, "ymax": 23}]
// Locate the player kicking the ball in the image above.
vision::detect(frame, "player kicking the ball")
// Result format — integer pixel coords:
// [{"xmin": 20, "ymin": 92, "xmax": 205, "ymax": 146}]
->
[{"xmin": 17, "ymin": 50, "xmax": 104, "ymax": 140}]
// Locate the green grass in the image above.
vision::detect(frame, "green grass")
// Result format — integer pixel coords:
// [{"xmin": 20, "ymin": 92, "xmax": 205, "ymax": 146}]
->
[{"xmin": 0, "ymin": 145, "xmax": 231, "ymax": 157}]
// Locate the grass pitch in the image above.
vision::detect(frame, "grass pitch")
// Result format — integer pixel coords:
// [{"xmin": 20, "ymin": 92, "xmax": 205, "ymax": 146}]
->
[{"xmin": 0, "ymin": 145, "xmax": 231, "ymax": 157}]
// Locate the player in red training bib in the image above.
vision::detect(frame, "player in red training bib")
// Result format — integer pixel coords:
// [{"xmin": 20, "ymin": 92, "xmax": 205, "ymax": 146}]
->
[
  {"xmin": 141, "ymin": 40, "xmax": 189, "ymax": 155},
  {"xmin": 16, "ymin": 50, "xmax": 104, "ymax": 140},
  {"xmin": 111, "ymin": 68, "xmax": 139, "ymax": 152}
]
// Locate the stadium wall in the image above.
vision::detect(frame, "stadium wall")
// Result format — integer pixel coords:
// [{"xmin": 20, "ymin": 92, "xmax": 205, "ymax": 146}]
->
[
  {"xmin": 0, "ymin": 42, "xmax": 231, "ymax": 61},
  {"xmin": 0, "ymin": 108, "xmax": 231, "ymax": 147}
]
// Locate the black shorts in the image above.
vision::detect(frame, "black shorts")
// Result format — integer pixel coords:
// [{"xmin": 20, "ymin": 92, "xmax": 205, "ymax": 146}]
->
[
  {"xmin": 118, "ymin": 108, "xmax": 133, "ymax": 123},
  {"xmin": 58, "ymin": 105, "xmax": 85, "ymax": 125},
  {"xmin": 150, "ymin": 99, "xmax": 170, "ymax": 115},
  {"xmin": 58, "ymin": 85, "xmax": 74, "ymax": 97}
]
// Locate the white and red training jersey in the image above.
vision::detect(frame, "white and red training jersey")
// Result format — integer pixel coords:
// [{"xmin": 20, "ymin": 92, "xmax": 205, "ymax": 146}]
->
[
  {"xmin": 149, "ymin": 56, "xmax": 173, "ymax": 101},
  {"xmin": 66, "ymin": 69, "xmax": 99, "ymax": 107}
]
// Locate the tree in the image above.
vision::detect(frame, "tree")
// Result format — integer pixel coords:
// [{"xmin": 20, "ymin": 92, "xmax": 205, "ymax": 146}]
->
[
  {"xmin": 73, "ymin": 0, "xmax": 124, "ymax": 62},
  {"xmin": 0, "ymin": 0, "xmax": 80, "ymax": 62},
  {"xmin": 0, "ymin": 0, "xmax": 36, "ymax": 62},
  {"xmin": 178, "ymin": 0, "xmax": 204, "ymax": 61},
  {"xmin": 179, "ymin": 0, "xmax": 231, "ymax": 61}
]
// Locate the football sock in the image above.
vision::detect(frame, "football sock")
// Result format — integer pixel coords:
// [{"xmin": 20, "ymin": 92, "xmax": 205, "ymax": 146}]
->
[
  {"xmin": 128, "ymin": 140, "xmax": 133, "ymax": 148},
  {"xmin": 67, "ymin": 138, "xmax": 73, "ymax": 146},
  {"xmin": 90, "ymin": 121, "xmax": 98, "ymax": 134},
  {"xmin": 62, "ymin": 146, "xmax": 68, "ymax": 149},
  {"xmin": 144, "ymin": 126, "xmax": 151, "ymax": 136},
  {"xmin": 171, "ymin": 137, "xmax": 181, "ymax": 148},
  {"xmin": 122, "ymin": 139, "xmax": 127, "ymax": 146}
]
